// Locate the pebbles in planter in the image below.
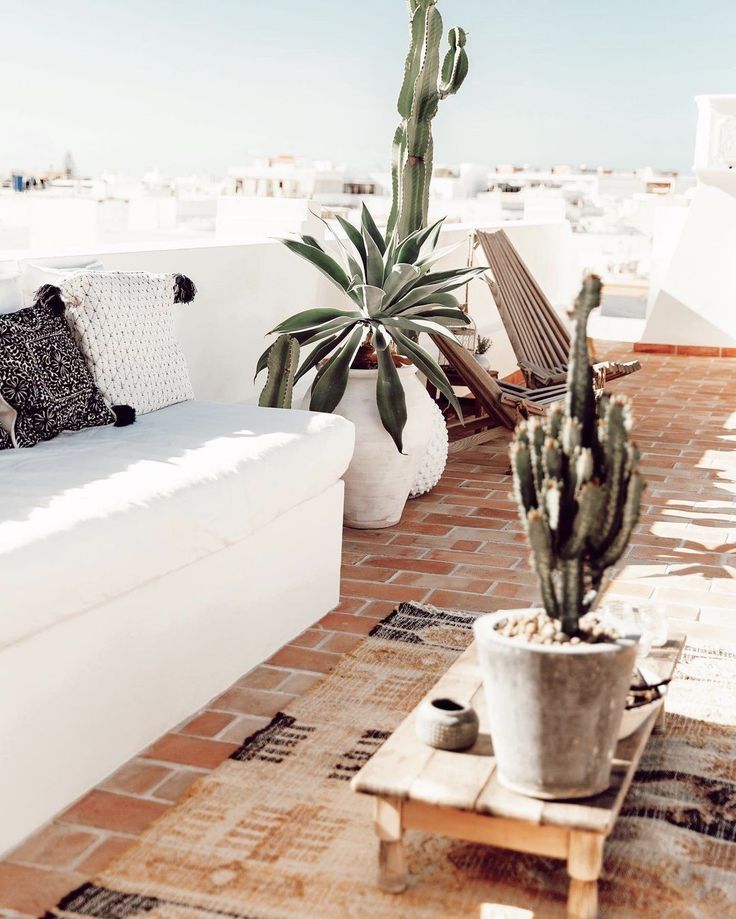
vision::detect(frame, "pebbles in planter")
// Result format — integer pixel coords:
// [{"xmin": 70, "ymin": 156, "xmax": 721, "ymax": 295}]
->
[{"xmin": 494, "ymin": 610, "xmax": 621, "ymax": 645}]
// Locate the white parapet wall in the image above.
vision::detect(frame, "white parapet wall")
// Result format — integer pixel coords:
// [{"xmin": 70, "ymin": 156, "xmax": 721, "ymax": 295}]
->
[
  {"xmin": 0, "ymin": 216, "xmax": 581, "ymax": 399},
  {"xmin": 641, "ymin": 95, "xmax": 736, "ymax": 350},
  {"xmin": 641, "ymin": 182, "xmax": 736, "ymax": 348}
]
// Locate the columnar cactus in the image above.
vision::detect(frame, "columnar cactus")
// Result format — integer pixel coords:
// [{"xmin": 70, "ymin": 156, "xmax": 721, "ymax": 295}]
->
[
  {"xmin": 258, "ymin": 334, "xmax": 299, "ymax": 409},
  {"xmin": 510, "ymin": 276, "xmax": 645, "ymax": 635},
  {"xmin": 387, "ymin": 0, "xmax": 469, "ymax": 240}
]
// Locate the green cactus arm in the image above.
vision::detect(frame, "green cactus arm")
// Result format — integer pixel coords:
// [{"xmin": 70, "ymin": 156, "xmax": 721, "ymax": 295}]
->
[
  {"xmin": 404, "ymin": 2, "xmax": 442, "ymax": 149},
  {"xmin": 258, "ymin": 334, "xmax": 300, "ymax": 409},
  {"xmin": 596, "ymin": 472, "xmax": 645, "ymax": 570},
  {"xmin": 572, "ymin": 274, "xmax": 602, "ymax": 316},
  {"xmin": 544, "ymin": 480, "xmax": 561, "ymax": 532},
  {"xmin": 575, "ymin": 447, "xmax": 594, "ymax": 491},
  {"xmin": 390, "ymin": 1, "xmax": 470, "ymax": 239},
  {"xmin": 565, "ymin": 275, "xmax": 600, "ymax": 448},
  {"xmin": 510, "ymin": 441, "xmax": 537, "ymax": 517},
  {"xmin": 528, "ymin": 419, "xmax": 545, "ymax": 499},
  {"xmin": 625, "ymin": 441, "xmax": 640, "ymax": 485},
  {"xmin": 419, "ymin": 134, "xmax": 434, "ymax": 242},
  {"xmin": 560, "ymin": 559, "xmax": 584, "ymax": 635},
  {"xmin": 547, "ymin": 402, "xmax": 563, "ymax": 440},
  {"xmin": 561, "ymin": 416, "xmax": 581, "ymax": 455},
  {"xmin": 542, "ymin": 436, "xmax": 562, "ymax": 480},
  {"xmin": 591, "ymin": 397, "xmax": 629, "ymax": 553},
  {"xmin": 387, "ymin": 125, "xmax": 406, "ymax": 238},
  {"xmin": 560, "ymin": 482, "xmax": 604, "ymax": 560},
  {"xmin": 438, "ymin": 27, "xmax": 468, "ymax": 98},
  {"xmin": 527, "ymin": 509, "xmax": 559, "ymax": 618},
  {"xmin": 397, "ymin": 0, "xmax": 431, "ymax": 119}
]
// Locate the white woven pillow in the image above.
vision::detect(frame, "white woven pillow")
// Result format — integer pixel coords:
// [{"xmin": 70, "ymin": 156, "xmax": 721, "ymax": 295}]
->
[{"xmin": 60, "ymin": 271, "xmax": 195, "ymax": 415}]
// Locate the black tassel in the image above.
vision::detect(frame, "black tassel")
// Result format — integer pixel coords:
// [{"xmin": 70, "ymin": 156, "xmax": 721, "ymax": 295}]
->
[
  {"xmin": 173, "ymin": 274, "xmax": 196, "ymax": 304},
  {"xmin": 112, "ymin": 405, "xmax": 136, "ymax": 427},
  {"xmin": 34, "ymin": 284, "xmax": 66, "ymax": 317}
]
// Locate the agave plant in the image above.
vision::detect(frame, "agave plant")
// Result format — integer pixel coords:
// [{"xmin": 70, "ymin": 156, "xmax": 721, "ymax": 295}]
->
[{"xmin": 256, "ymin": 204, "xmax": 485, "ymax": 452}]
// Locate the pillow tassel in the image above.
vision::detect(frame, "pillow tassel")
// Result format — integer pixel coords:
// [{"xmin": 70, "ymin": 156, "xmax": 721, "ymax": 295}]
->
[
  {"xmin": 112, "ymin": 405, "xmax": 136, "ymax": 427},
  {"xmin": 173, "ymin": 274, "xmax": 197, "ymax": 304},
  {"xmin": 33, "ymin": 284, "xmax": 66, "ymax": 316}
]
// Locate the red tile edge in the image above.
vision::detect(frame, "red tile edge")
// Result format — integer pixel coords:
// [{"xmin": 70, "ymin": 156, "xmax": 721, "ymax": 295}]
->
[
  {"xmin": 633, "ymin": 342, "xmax": 675, "ymax": 354},
  {"xmin": 634, "ymin": 342, "xmax": 736, "ymax": 357}
]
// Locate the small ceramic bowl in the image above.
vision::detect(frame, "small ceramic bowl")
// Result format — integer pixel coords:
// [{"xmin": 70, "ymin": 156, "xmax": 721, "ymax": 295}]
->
[{"xmin": 415, "ymin": 696, "xmax": 479, "ymax": 751}]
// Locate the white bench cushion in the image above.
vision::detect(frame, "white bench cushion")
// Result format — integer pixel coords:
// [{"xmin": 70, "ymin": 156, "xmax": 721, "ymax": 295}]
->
[{"xmin": 0, "ymin": 401, "xmax": 354, "ymax": 651}]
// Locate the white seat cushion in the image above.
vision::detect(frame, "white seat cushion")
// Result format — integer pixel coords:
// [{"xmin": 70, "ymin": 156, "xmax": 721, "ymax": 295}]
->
[{"xmin": 0, "ymin": 401, "xmax": 354, "ymax": 651}]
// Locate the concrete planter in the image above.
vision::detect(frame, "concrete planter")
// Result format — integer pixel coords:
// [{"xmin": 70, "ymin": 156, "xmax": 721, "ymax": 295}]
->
[
  {"xmin": 332, "ymin": 366, "xmax": 434, "ymax": 529},
  {"xmin": 473, "ymin": 610, "xmax": 638, "ymax": 799}
]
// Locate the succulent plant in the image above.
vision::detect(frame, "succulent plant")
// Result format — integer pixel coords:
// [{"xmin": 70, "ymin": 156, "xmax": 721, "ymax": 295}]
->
[
  {"xmin": 256, "ymin": 205, "xmax": 486, "ymax": 452},
  {"xmin": 387, "ymin": 0, "xmax": 469, "ymax": 240},
  {"xmin": 509, "ymin": 276, "xmax": 645, "ymax": 635},
  {"xmin": 258, "ymin": 333, "xmax": 299, "ymax": 409},
  {"xmin": 476, "ymin": 336, "xmax": 492, "ymax": 355}
]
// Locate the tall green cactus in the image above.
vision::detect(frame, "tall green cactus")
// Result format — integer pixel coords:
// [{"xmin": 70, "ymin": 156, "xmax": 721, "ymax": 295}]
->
[
  {"xmin": 258, "ymin": 334, "xmax": 299, "ymax": 408},
  {"xmin": 387, "ymin": 0, "xmax": 469, "ymax": 241},
  {"xmin": 510, "ymin": 276, "xmax": 645, "ymax": 635}
]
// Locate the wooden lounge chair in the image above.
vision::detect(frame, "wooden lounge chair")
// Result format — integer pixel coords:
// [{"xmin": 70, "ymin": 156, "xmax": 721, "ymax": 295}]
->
[
  {"xmin": 476, "ymin": 229, "xmax": 641, "ymax": 389},
  {"xmin": 430, "ymin": 335, "xmax": 568, "ymax": 436}
]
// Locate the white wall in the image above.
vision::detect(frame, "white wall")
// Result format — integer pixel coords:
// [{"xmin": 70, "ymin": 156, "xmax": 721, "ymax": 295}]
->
[
  {"xmin": 642, "ymin": 182, "xmax": 736, "ymax": 347},
  {"xmin": 0, "ymin": 219, "xmax": 580, "ymax": 401},
  {"xmin": 215, "ymin": 196, "xmax": 322, "ymax": 241}
]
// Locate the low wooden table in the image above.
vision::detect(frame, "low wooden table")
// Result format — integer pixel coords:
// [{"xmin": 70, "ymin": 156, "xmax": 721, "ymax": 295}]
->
[{"xmin": 352, "ymin": 635, "xmax": 685, "ymax": 919}]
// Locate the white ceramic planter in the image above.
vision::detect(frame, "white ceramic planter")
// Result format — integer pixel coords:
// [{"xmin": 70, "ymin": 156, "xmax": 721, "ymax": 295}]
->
[
  {"xmin": 474, "ymin": 352, "xmax": 492, "ymax": 371},
  {"xmin": 329, "ymin": 366, "xmax": 435, "ymax": 529}
]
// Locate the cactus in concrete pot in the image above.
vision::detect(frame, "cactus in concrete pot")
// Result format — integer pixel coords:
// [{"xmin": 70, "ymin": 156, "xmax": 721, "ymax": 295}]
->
[
  {"xmin": 473, "ymin": 276, "xmax": 643, "ymax": 801},
  {"xmin": 388, "ymin": 0, "xmax": 469, "ymax": 240},
  {"xmin": 509, "ymin": 275, "xmax": 645, "ymax": 635}
]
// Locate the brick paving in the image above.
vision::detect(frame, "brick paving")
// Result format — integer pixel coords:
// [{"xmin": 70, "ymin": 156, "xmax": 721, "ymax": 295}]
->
[{"xmin": 1, "ymin": 345, "xmax": 735, "ymax": 916}]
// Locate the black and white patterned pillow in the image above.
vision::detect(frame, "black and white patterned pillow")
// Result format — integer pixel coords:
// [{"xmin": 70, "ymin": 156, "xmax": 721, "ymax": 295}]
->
[
  {"xmin": 0, "ymin": 298, "xmax": 116, "ymax": 448},
  {"xmin": 0, "ymin": 424, "xmax": 11, "ymax": 451}
]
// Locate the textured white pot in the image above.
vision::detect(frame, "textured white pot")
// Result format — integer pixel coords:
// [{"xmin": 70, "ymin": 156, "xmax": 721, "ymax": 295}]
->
[{"xmin": 331, "ymin": 366, "xmax": 435, "ymax": 529}]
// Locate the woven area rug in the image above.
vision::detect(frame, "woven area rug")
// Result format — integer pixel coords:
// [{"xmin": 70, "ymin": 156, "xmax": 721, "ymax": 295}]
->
[{"xmin": 51, "ymin": 603, "xmax": 736, "ymax": 918}]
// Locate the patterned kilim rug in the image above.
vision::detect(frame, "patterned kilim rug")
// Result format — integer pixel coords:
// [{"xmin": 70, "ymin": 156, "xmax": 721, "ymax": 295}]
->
[{"xmin": 50, "ymin": 603, "xmax": 736, "ymax": 918}]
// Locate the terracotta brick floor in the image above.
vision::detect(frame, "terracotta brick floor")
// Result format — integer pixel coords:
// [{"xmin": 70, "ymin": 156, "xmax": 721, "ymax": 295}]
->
[{"xmin": 2, "ymin": 345, "xmax": 735, "ymax": 917}]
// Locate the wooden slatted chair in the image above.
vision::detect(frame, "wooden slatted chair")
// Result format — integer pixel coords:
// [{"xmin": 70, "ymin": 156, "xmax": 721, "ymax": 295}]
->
[
  {"xmin": 476, "ymin": 229, "xmax": 641, "ymax": 389},
  {"xmin": 430, "ymin": 335, "xmax": 567, "ymax": 433}
]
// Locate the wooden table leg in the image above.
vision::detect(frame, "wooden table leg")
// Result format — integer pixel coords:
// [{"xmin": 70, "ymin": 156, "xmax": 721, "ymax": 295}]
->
[
  {"xmin": 566, "ymin": 831, "xmax": 604, "ymax": 918},
  {"xmin": 374, "ymin": 796, "xmax": 407, "ymax": 893}
]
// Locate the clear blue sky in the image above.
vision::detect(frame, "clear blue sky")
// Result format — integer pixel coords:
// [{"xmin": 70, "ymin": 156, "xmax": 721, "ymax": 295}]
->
[{"xmin": 2, "ymin": 0, "xmax": 734, "ymax": 176}]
